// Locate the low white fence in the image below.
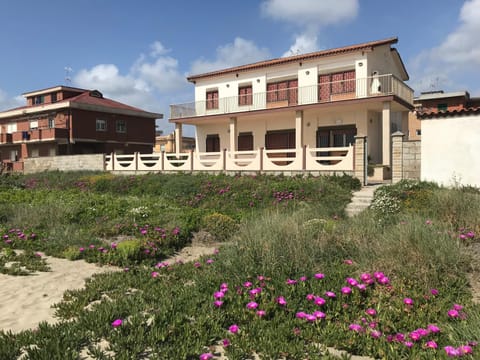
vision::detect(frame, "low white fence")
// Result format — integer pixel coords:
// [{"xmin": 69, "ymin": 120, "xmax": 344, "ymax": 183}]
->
[{"xmin": 105, "ymin": 145, "xmax": 354, "ymax": 173}]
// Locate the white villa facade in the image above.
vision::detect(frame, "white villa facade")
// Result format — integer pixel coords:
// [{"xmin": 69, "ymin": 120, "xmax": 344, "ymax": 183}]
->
[{"xmin": 106, "ymin": 38, "xmax": 414, "ymax": 181}]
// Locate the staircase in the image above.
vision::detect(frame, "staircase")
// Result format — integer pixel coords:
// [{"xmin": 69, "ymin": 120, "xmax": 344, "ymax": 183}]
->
[{"xmin": 345, "ymin": 184, "xmax": 382, "ymax": 217}]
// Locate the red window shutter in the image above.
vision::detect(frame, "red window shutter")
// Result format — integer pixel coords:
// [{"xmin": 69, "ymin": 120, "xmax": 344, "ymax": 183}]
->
[{"xmin": 318, "ymin": 74, "xmax": 331, "ymax": 101}]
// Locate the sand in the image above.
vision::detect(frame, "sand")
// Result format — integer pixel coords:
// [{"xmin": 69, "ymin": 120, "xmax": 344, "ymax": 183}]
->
[{"xmin": 0, "ymin": 244, "xmax": 219, "ymax": 334}]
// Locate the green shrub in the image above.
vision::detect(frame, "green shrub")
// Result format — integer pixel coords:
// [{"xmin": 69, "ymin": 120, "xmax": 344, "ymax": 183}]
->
[
  {"xmin": 115, "ymin": 239, "xmax": 144, "ymax": 263},
  {"xmin": 62, "ymin": 246, "xmax": 83, "ymax": 261},
  {"xmin": 202, "ymin": 212, "xmax": 238, "ymax": 242}
]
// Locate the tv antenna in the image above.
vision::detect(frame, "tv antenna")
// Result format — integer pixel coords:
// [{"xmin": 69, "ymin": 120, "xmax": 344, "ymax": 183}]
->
[{"xmin": 64, "ymin": 66, "xmax": 73, "ymax": 84}]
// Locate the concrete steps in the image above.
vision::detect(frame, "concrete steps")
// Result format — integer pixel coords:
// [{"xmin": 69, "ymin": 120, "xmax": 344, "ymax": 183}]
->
[{"xmin": 345, "ymin": 184, "xmax": 382, "ymax": 217}]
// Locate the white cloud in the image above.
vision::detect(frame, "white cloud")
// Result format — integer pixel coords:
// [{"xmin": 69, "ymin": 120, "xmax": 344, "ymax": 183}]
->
[
  {"xmin": 282, "ymin": 33, "xmax": 319, "ymax": 57},
  {"xmin": 73, "ymin": 41, "xmax": 190, "ymax": 134},
  {"xmin": 190, "ymin": 37, "xmax": 270, "ymax": 75},
  {"xmin": 409, "ymin": 0, "xmax": 480, "ymax": 94},
  {"xmin": 261, "ymin": 0, "xmax": 358, "ymax": 57},
  {"xmin": 0, "ymin": 89, "xmax": 24, "ymax": 111},
  {"xmin": 261, "ymin": 0, "xmax": 358, "ymax": 28}
]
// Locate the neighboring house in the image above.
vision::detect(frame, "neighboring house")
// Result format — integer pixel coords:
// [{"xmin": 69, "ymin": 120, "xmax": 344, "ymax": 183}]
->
[
  {"xmin": 408, "ymin": 90, "xmax": 480, "ymax": 140},
  {"xmin": 417, "ymin": 91, "xmax": 480, "ymax": 187},
  {"xmin": 0, "ymin": 86, "xmax": 162, "ymax": 171},
  {"xmin": 169, "ymin": 37, "xmax": 413, "ymax": 178},
  {"xmin": 154, "ymin": 132, "xmax": 195, "ymax": 153}
]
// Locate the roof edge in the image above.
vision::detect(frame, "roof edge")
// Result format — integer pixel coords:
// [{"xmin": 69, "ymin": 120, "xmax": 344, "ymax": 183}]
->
[{"xmin": 187, "ymin": 37, "xmax": 399, "ymax": 82}]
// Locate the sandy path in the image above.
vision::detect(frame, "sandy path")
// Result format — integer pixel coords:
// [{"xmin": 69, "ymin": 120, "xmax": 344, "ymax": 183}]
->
[{"xmin": 0, "ymin": 254, "xmax": 117, "ymax": 333}]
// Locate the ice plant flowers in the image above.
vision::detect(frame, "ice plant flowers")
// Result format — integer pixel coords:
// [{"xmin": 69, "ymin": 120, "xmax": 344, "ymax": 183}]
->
[{"xmin": 111, "ymin": 319, "xmax": 123, "ymax": 327}]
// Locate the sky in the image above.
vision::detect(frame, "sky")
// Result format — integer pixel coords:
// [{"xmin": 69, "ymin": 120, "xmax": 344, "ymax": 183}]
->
[{"xmin": 1, "ymin": 0, "xmax": 479, "ymax": 135}]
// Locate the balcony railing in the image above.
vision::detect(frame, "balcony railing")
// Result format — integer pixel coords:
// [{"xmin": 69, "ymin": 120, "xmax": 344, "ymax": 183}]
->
[
  {"xmin": 10, "ymin": 128, "xmax": 69, "ymax": 142},
  {"xmin": 170, "ymin": 74, "xmax": 413, "ymax": 119}
]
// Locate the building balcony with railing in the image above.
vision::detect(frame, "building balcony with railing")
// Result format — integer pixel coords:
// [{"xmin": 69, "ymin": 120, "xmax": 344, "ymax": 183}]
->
[
  {"xmin": 170, "ymin": 74, "xmax": 413, "ymax": 119},
  {"xmin": 10, "ymin": 128, "xmax": 69, "ymax": 143}
]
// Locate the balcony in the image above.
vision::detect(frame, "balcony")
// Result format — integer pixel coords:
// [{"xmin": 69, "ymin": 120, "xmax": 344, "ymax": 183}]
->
[
  {"xmin": 170, "ymin": 74, "xmax": 413, "ymax": 119},
  {"xmin": 11, "ymin": 128, "xmax": 69, "ymax": 142},
  {"xmin": 0, "ymin": 133, "xmax": 13, "ymax": 144}
]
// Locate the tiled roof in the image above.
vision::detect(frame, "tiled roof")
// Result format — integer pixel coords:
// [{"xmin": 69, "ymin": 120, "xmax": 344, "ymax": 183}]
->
[
  {"xmin": 67, "ymin": 91, "xmax": 147, "ymax": 112},
  {"xmin": 417, "ymin": 107, "xmax": 480, "ymax": 119},
  {"xmin": 187, "ymin": 37, "xmax": 399, "ymax": 82}
]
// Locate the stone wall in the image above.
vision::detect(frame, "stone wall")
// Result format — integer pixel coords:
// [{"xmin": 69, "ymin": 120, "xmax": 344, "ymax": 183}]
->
[
  {"xmin": 392, "ymin": 132, "xmax": 421, "ymax": 183},
  {"xmin": 23, "ymin": 154, "xmax": 105, "ymax": 174}
]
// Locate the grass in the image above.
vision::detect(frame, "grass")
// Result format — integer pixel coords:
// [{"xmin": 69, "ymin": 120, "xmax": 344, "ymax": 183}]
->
[{"xmin": 0, "ymin": 173, "xmax": 479, "ymax": 359}]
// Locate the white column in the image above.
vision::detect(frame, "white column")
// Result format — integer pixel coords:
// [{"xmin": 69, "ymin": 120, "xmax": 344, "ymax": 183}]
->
[
  {"xmin": 229, "ymin": 117, "xmax": 237, "ymax": 152},
  {"xmin": 382, "ymin": 101, "xmax": 391, "ymax": 166},
  {"xmin": 174, "ymin": 123, "xmax": 182, "ymax": 154},
  {"xmin": 295, "ymin": 110, "xmax": 303, "ymax": 149}
]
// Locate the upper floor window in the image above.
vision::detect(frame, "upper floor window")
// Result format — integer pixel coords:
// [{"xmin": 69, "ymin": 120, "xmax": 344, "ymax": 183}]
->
[
  {"xmin": 34, "ymin": 95, "xmax": 44, "ymax": 105},
  {"xmin": 96, "ymin": 119, "xmax": 107, "ymax": 132},
  {"xmin": 48, "ymin": 116, "xmax": 55, "ymax": 128},
  {"xmin": 116, "ymin": 119, "xmax": 127, "ymax": 133},
  {"xmin": 30, "ymin": 120, "xmax": 38, "ymax": 129},
  {"xmin": 51, "ymin": 93, "xmax": 57, "ymax": 103},
  {"xmin": 7, "ymin": 123, "xmax": 17, "ymax": 134},
  {"xmin": 238, "ymin": 85, "xmax": 253, "ymax": 106},
  {"xmin": 206, "ymin": 90, "xmax": 219, "ymax": 110},
  {"xmin": 266, "ymin": 79, "xmax": 298, "ymax": 105}
]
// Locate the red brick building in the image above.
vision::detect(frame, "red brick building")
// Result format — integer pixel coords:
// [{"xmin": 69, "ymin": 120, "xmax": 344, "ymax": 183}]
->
[{"xmin": 0, "ymin": 86, "xmax": 162, "ymax": 171}]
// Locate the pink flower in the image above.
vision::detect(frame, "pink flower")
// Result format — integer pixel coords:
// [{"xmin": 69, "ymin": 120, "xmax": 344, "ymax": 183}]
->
[
  {"xmin": 313, "ymin": 310, "xmax": 326, "ymax": 319},
  {"xmin": 306, "ymin": 314, "xmax": 317, "ymax": 322},
  {"xmin": 459, "ymin": 345, "xmax": 473, "ymax": 354},
  {"xmin": 111, "ymin": 319, "xmax": 122, "ymax": 327},
  {"xmin": 243, "ymin": 281, "xmax": 253, "ymax": 288},
  {"xmin": 365, "ymin": 308, "xmax": 377, "ymax": 316},
  {"xmin": 214, "ymin": 291, "xmax": 225, "ymax": 299},
  {"xmin": 314, "ymin": 297, "xmax": 326, "ymax": 306},
  {"xmin": 444, "ymin": 346, "xmax": 460, "ymax": 357},
  {"xmin": 370, "ymin": 330, "xmax": 382, "ymax": 339},
  {"xmin": 325, "ymin": 291, "xmax": 336, "ymax": 298},
  {"xmin": 349, "ymin": 324, "xmax": 363, "ymax": 332},
  {"xmin": 257, "ymin": 275, "xmax": 265, "ymax": 281},
  {"xmin": 111, "ymin": 242, "xmax": 117, "ymax": 249},
  {"xmin": 299, "ymin": 276, "xmax": 307, "ymax": 282},
  {"xmin": 199, "ymin": 353, "xmax": 213, "ymax": 360},
  {"xmin": 306, "ymin": 293, "xmax": 315, "ymax": 301},
  {"xmin": 346, "ymin": 277, "xmax": 358, "ymax": 286},
  {"xmin": 430, "ymin": 288, "xmax": 439, "ymax": 296},
  {"xmin": 378, "ymin": 276, "xmax": 390, "ymax": 285},
  {"xmin": 213, "ymin": 248, "xmax": 220, "ymax": 254},
  {"xmin": 341, "ymin": 287, "xmax": 352, "ymax": 295},
  {"xmin": 357, "ymin": 284, "xmax": 367, "ymax": 291},
  {"xmin": 403, "ymin": 298, "xmax": 414, "ymax": 306},
  {"xmin": 151, "ymin": 271, "xmax": 159, "ymax": 278},
  {"xmin": 425, "ymin": 219, "xmax": 432, "ymax": 225},
  {"xmin": 427, "ymin": 324, "xmax": 441, "ymax": 333},
  {"xmin": 194, "ymin": 262, "xmax": 201, "ymax": 268},
  {"xmin": 404, "ymin": 341, "xmax": 414, "ymax": 348},
  {"xmin": 286, "ymin": 279, "xmax": 297, "ymax": 285},
  {"xmin": 246, "ymin": 301, "xmax": 258, "ymax": 310},
  {"xmin": 213, "ymin": 301, "xmax": 223, "ymax": 308},
  {"xmin": 79, "ymin": 247, "xmax": 85, "ymax": 252},
  {"xmin": 314, "ymin": 273, "xmax": 325, "ymax": 279},
  {"xmin": 277, "ymin": 296, "xmax": 287, "ymax": 306},
  {"xmin": 453, "ymin": 303, "xmax": 463, "ymax": 311},
  {"xmin": 249, "ymin": 288, "xmax": 262, "ymax": 296},
  {"xmin": 448, "ymin": 309, "xmax": 459, "ymax": 318},
  {"xmin": 344, "ymin": 259, "xmax": 353, "ymax": 265},
  {"xmin": 228, "ymin": 324, "xmax": 239, "ymax": 334},
  {"xmin": 426, "ymin": 340, "xmax": 438, "ymax": 349},
  {"xmin": 256, "ymin": 310, "xmax": 266, "ymax": 317},
  {"xmin": 222, "ymin": 338, "xmax": 231, "ymax": 347},
  {"xmin": 206, "ymin": 259, "xmax": 214, "ymax": 264}
]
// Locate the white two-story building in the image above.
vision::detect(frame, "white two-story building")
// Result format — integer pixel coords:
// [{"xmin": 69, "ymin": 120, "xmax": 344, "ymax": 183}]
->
[{"xmin": 166, "ymin": 37, "xmax": 413, "ymax": 178}]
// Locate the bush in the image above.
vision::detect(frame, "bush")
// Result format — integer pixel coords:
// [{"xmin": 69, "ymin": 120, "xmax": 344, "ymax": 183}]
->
[
  {"xmin": 202, "ymin": 213, "xmax": 238, "ymax": 242},
  {"xmin": 115, "ymin": 239, "xmax": 144, "ymax": 263},
  {"xmin": 62, "ymin": 246, "xmax": 83, "ymax": 261}
]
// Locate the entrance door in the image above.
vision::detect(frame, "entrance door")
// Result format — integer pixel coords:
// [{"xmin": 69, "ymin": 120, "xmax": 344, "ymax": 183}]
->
[{"xmin": 265, "ymin": 130, "xmax": 296, "ymax": 163}]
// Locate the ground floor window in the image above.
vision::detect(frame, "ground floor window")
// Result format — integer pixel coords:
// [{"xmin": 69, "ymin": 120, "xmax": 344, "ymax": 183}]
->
[
  {"xmin": 316, "ymin": 125, "xmax": 356, "ymax": 164},
  {"xmin": 206, "ymin": 134, "xmax": 220, "ymax": 152},
  {"xmin": 238, "ymin": 132, "xmax": 253, "ymax": 151}
]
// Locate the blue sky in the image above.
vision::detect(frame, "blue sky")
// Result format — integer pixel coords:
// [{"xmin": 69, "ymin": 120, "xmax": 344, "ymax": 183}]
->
[{"xmin": 1, "ymin": 0, "xmax": 479, "ymax": 134}]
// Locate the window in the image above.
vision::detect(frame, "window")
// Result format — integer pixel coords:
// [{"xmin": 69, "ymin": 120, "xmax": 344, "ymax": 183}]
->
[
  {"xmin": 206, "ymin": 90, "xmax": 219, "ymax": 109},
  {"xmin": 7, "ymin": 123, "xmax": 17, "ymax": 134},
  {"xmin": 34, "ymin": 95, "xmax": 44, "ymax": 105},
  {"xmin": 30, "ymin": 120, "xmax": 38, "ymax": 129},
  {"xmin": 238, "ymin": 85, "xmax": 253, "ymax": 106},
  {"xmin": 116, "ymin": 119, "xmax": 127, "ymax": 133},
  {"xmin": 415, "ymin": 129, "xmax": 422, "ymax": 136},
  {"xmin": 206, "ymin": 134, "xmax": 220, "ymax": 152},
  {"xmin": 96, "ymin": 119, "xmax": 107, "ymax": 131},
  {"xmin": 318, "ymin": 70, "xmax": 356, "ymax": 101},
  {"xmin": 51, "ymin": 93, "xmax": 57, "ymax": 103},
  {"xmin": 437, "ymin": 103, "xmax": 448, "ymax": 112},
  {"xmin": 317, "ymin": 126, "xmax": 356, "ymax": 148},
  {"xmin": 266, "ymin": 80, "xmax": 298, "ymax": 105},
  {"xmin": 238, "ymin": 132, "xmax": 253, "ymax": 151},
  {"xmin": 48, "ymin": 117, "xmax": 55, "ymax": 128},
  {"xmin": 30, "ymin": 148, "xmax": 39, "ymax": 158}
]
